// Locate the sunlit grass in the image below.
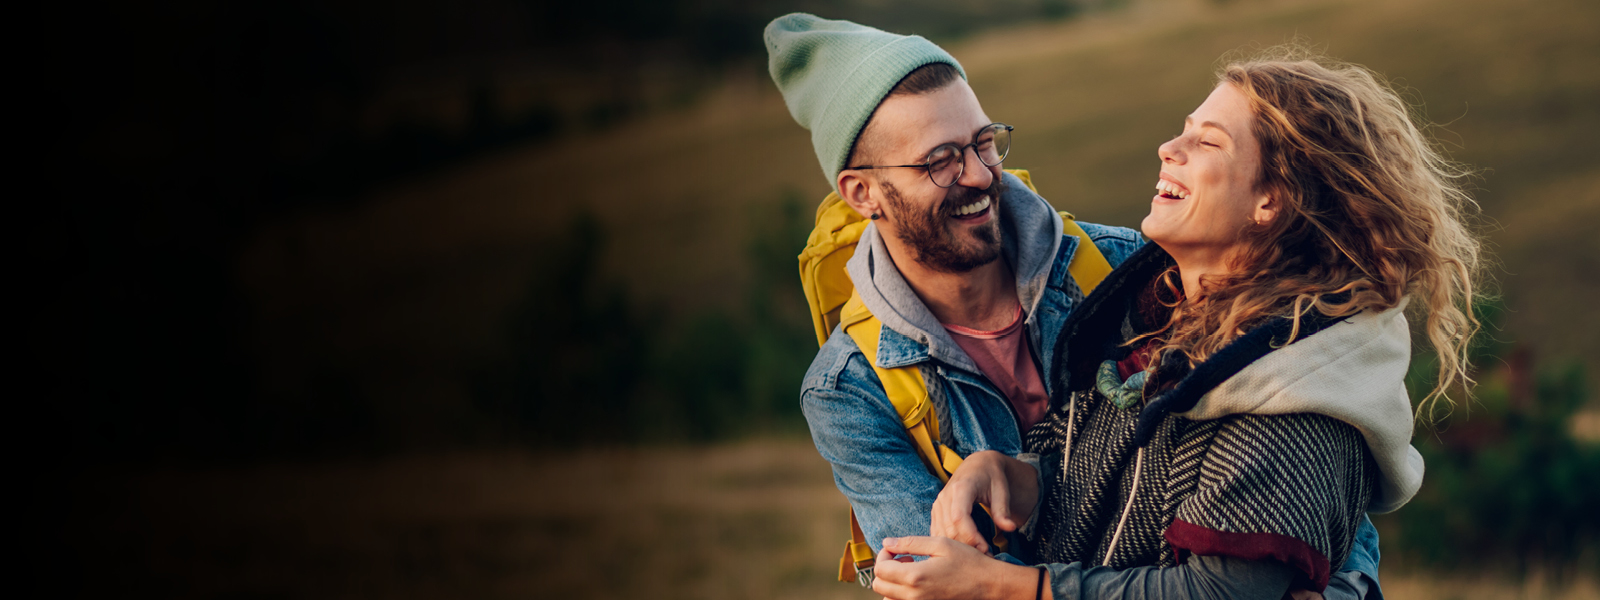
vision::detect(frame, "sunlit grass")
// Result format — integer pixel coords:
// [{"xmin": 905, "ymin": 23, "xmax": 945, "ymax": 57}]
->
[{"xmin": 68, "ymin": 440, "xmax": 1596, "ymax": 598}]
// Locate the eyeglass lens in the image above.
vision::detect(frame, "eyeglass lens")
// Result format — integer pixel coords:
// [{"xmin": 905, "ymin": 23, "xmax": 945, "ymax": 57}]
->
[{"xmin": 926, "ymin": 124, "xmax": 1012, "ymax": 187}]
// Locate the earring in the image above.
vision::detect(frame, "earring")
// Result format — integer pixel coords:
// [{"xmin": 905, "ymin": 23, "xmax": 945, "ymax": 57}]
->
[{"xmin": 870, "ymin": 212, "xmax": 880, "ymax": 220}]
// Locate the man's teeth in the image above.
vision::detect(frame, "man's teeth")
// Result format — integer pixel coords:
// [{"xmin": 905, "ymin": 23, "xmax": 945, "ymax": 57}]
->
[
  {"xmin": 1155, "ymin": 179, "xmax": 1189, "ymax": 199},
  {"xmin": 953, "ymin": 196, "xmax": 991, "ymax": 216}
]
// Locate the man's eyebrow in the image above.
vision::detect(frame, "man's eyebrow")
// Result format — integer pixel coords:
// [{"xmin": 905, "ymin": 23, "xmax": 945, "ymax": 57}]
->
[{"xmin": 914, "ymin": 125, "xmax": 993, "ymax": 160}]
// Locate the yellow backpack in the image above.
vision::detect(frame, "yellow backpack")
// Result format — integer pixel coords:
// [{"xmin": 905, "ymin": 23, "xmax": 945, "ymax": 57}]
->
[{"xmin": 797, "ymin": 169, "xmax": 1114, "ymax": 586}]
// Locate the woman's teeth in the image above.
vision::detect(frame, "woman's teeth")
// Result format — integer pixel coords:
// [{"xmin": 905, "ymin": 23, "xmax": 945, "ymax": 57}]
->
[
  {"xmin": 1156, "ymin": 179, "xmax": 1189, "ymax": 199},
  {"xmin": 953, "ymin": 196, "xmax": 991, "ymax": 216}
]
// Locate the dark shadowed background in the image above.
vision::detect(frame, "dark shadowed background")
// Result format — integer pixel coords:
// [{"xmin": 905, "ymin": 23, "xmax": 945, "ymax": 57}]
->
[{"xmin": 30, "ymin": 0, "xmax": 1598, "ymax": 597}]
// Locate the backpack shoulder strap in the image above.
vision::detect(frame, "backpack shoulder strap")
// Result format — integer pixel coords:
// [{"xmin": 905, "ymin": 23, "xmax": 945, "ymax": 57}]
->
[
  {"xmin": 1058, "ymin": 212, "xmax": 1112, "ymax": 295},
  {"xmin": 834, "ymin": 291, "xmax": 963, "ymax": 585},
  {"xmin": 840, "ymin": 293, "xmax": 947, "ymax": 472},
  {"xmin": 1010, "ymin": 169, "xmax": 1113, "ymax": 296}
]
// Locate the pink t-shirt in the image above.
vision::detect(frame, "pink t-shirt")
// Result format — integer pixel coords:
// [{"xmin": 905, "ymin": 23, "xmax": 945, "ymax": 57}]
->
[{"xmin": 942, "ymin": 304, "xmax": 1050, "ymax": 433}]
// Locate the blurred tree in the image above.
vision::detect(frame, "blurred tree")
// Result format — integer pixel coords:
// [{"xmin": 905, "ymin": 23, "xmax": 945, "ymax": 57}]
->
[
  {"xmin": 740, "ymin": 194, "xmax": 820, "ymax": 431},
  {"xmin": 480, "ymin": 213, "xmax": 657, "ymax": 446},
  {"xmin": 652, "ymin": 192, "xmax": 815, "ymax": 440},
  {"xmin": 1379, "ymin": 302, "xmax": 1599, "ymax": 575},
  {"xmin": 473, "ymin": 193, "xmax": 813, "ymax": 445}
]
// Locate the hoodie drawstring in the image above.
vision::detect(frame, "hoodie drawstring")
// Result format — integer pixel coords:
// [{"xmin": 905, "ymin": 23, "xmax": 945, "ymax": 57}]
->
[{"xmin": 1102, "ymin": 446, "xmax": 1145, "ymax": 566}]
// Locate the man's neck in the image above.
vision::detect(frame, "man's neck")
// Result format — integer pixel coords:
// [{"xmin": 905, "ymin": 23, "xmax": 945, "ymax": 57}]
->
[{"xmin": 892, "ymin": 249, "xmax": 1019, "ymax": 331}]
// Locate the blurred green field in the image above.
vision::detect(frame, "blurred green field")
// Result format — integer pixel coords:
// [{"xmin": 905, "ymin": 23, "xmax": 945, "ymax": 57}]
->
[
  {"xmin": 203, "ymin": 0, "xmax": 1600, "ymax": 594},
  {"xmin": 239, "ymin": 0, "xmax": 1599, "ymax": 434},
  {"xmin": 48, "ymin": 0, "xmax": 1600, "ymax": 596},
  {"xmin": 70, "ymin": 439, "xmax": 1598, "ymax": 599}
]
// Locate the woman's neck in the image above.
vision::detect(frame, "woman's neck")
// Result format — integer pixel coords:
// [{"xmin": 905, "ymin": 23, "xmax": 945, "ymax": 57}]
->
[{"xmin": 1164, "ymin": 244, "xmax": 1235, "ymax": 301}]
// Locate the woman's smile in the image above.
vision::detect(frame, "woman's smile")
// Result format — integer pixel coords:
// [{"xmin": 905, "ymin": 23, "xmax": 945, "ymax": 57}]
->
[{"xmin": 1154, "ymin": 174, "xmax": 1191, "ymax": 200}]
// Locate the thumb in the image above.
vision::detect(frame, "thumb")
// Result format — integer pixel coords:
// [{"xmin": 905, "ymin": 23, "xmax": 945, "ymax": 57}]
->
[{"xmin": 881, "ymin": 535, "xmax": 950, "ymax": 557}]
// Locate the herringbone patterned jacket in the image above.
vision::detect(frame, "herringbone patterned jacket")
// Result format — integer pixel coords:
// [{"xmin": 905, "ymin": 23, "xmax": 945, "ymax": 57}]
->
[{"xmin": 1025, "ymin": 243, "xmax": 1423, "ymax": 592}]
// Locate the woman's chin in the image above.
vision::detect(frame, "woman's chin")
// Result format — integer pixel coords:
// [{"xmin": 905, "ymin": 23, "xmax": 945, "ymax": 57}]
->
[{"xmin": 1139, "ymin": 213, "xmax": 1170, "ymax": 243}]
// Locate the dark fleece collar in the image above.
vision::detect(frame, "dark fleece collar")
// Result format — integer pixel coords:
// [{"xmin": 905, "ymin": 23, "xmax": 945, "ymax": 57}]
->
[{"xmin": 1049, "ymin": 243, "xmax": 1348, "ymax": 447}]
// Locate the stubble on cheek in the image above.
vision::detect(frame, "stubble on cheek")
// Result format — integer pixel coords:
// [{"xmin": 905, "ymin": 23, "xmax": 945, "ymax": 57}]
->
[{"xmin": 880, "ymin": 178, "xmax": 1005, "ymax": 273}]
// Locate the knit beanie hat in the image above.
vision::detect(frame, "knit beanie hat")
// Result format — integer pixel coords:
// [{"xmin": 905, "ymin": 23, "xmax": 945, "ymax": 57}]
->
[{"xmin": 764, "ymin": 14, "xmax": 966, "ymax": 191}]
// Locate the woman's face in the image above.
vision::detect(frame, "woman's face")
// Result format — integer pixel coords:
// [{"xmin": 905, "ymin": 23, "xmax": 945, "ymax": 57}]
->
[{"xmin": 1142, "ymin": 82, "xmax": 1275, "ymax": 260}]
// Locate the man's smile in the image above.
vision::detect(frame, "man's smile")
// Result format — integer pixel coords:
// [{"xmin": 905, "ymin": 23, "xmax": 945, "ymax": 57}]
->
[{"xmin": 948, "ymin": 194, "xmax": 992, "ymax": 222}]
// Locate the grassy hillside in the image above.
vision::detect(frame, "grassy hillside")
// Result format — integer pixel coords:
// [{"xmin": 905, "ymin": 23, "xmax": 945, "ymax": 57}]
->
[
  {"xmin": 67, "ymin": 440, "xmax": 1599, "ymax": 599},
  {"xmin": 238, "ymin": 0, "xmax": 1598, "ymax": 439}
]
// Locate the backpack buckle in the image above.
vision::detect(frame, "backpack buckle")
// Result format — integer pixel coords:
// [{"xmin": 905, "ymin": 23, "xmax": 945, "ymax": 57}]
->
[{"xmin": 855, "ymin": 565, "xmax": 875, "ymax": 588}]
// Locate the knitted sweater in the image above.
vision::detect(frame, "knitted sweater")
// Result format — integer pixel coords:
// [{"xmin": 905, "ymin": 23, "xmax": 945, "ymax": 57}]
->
[{"xmin": 1025, "ymin": 243, "xmax": 1423, "ymax": 593}]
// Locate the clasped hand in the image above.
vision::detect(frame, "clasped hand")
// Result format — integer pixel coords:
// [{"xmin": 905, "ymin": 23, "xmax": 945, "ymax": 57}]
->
[
  {"xmin": 871, "ymin": 451, "xmax": 1045, "ymax": 600},
  {"xmin": 930, "ymin": 450, "xmax": 1039, "ymax": 553}
]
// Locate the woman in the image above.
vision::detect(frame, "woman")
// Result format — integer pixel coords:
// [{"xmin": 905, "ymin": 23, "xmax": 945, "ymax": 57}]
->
[{"xmin": 869, "ymin": 51, "xmax": 1481, "ymax": 600}]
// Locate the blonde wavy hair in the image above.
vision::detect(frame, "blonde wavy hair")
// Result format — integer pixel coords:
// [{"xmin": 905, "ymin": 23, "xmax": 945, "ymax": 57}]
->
[{"xmin": 1147, "ymin": 49, "xmax": 1484, "ymax": 418}]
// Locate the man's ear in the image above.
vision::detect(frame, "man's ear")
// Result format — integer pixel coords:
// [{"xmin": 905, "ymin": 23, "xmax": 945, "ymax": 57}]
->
[{"xmin": 837, "ymin": 170, "xmax": 880, "ymax": 221}]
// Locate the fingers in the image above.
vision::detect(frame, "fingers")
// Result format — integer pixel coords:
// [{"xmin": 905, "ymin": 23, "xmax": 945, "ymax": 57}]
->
[
  {"xmin": 935, "ymin": 507, "xmax": 988, "ymax": 552},
  {"xmin": 953, "ymin": 521, "xmax": 989, "ymax": 553},
  {"xmin": 872, "ymin": 543, "xmax": 937, "ymax": 600},
  {"xmin": 882, "ymin": 535, "xmax": 956, "ymax": 558},
  {"xmin": 871, "ymin": 547, "xmax": 914, "ymax": 600},
  {"xmin": 930, "ymin": 479, "xmax": 989, "ymax": 553},
  {"xmin": 989, "ymin": 476, "xmax": 1015, "ymax": 532},
  {"xmin": 934, "ymin": 455, "xmax": 1005, "ymax": 552},
  {"xmin": 871, "ymin": 572, "xmax": 918, "ymax": 600},
  {"xmin": 1287, "ymin": 590, "xmax": 1324, "ymax": 600},
  {"xmin": 875, "ymin": 537, "xmax": 1000, "ymax": 600}
]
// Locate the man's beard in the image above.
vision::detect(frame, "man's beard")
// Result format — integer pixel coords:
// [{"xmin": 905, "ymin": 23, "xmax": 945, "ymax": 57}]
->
[{"xmin": 881, "ymin": 176, "xmax": 1006, "ymax": 273}]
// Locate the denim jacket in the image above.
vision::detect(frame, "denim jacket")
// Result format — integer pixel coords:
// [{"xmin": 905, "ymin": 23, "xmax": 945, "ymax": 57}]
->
[
  {"xmin": 800, "ymin": 172, "xmax": 1144, "ymax": 552},
  {"xmin": 799, "ymin": 172, "xmax": 1382, "ymax": 595}
]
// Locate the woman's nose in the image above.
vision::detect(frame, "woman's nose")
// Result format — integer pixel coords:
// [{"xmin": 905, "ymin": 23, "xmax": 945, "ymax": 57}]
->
[{"xmin": 1159, "ymin": 136, "xmax": 1184, "ymax": 164}]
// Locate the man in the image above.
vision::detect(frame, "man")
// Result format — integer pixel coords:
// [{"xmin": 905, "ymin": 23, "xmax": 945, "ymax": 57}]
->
[{"xmin": 767, "ymin": 13, "xmax": 1382, "ymax": 598}]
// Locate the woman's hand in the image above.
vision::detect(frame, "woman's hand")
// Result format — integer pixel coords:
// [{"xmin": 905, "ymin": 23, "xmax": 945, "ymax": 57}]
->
[
  {"xmin": 929, "ymin": 450, "xmax": 1040, "ymax": 553},
  {"xmin": 872, "ymin": 536, "xmax": 1046, "ymax": 600}
]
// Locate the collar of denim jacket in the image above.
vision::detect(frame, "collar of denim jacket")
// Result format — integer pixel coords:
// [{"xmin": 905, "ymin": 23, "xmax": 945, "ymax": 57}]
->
[{"xmin": 846, "ymin": 170, "xmax": 1065, "ymax": 373}]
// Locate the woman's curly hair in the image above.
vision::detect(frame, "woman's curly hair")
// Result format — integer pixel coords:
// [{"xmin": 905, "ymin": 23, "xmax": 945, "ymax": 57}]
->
[{"xmin": 1145, "ymin": 47, "xmax": 1486, "ymax": 419}]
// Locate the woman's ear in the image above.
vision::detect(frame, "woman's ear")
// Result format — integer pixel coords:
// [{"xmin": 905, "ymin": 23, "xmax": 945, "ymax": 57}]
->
[
  {"xmin": 837, "ymin": 171, "xmax": 881, "ymax": 221},
  {"xmin": 1252, "ymin": 192, "xmax": 1280, "ymax": 225}
]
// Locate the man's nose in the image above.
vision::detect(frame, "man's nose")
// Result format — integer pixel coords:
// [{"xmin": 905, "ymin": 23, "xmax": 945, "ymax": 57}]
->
[{"xmin": 955, "ymin": 145, "xmax": 995, "ymax": 189}]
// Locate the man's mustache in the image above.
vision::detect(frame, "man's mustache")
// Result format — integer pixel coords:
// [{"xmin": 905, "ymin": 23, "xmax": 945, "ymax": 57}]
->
[{"xmin": 935, "ymin": 177, "xmax": 1006, "ymax": 215}]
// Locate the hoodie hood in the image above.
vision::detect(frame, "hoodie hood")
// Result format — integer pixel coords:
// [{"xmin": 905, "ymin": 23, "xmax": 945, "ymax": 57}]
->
[
  {"xmin": 845, "ymin": 170, "xmax": 1063, "ymax": 373},
  {"xmin": 1177, "ymin": 299, "xmax": 1423, "ymax": 514}
]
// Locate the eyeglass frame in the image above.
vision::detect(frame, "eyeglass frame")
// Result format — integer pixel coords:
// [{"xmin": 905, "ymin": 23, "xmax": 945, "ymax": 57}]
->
[{"xmin": 844, "ymin": 123, "xmax": 1014, "ymax": 188}]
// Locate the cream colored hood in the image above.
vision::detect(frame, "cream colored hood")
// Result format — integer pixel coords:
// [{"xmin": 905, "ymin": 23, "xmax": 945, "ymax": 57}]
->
[{"xmin": 1177, "ymin": 301, "xmax": 1424, "ymax": 514}]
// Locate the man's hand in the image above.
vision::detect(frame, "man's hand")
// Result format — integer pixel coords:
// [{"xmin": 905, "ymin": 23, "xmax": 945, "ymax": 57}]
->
[
  {"xmin": 929, "ymin": 451, "xmax": 1039, "ymax": 553},
  {"xmin": 872, "ymin": 536, "xmax": 1045, "ymax": 600}
]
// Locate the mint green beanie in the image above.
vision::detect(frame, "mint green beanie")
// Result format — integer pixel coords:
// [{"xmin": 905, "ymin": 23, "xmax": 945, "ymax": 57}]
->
[{"xmin": 764, "ymin": 14, "xmax": 966, "ymax": 192}]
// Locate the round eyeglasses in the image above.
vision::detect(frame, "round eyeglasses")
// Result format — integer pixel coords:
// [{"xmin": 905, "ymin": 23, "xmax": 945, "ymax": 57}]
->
[{"xmin": 846, "ymin": 123, "xmax": 1013, "ymax": 188}]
